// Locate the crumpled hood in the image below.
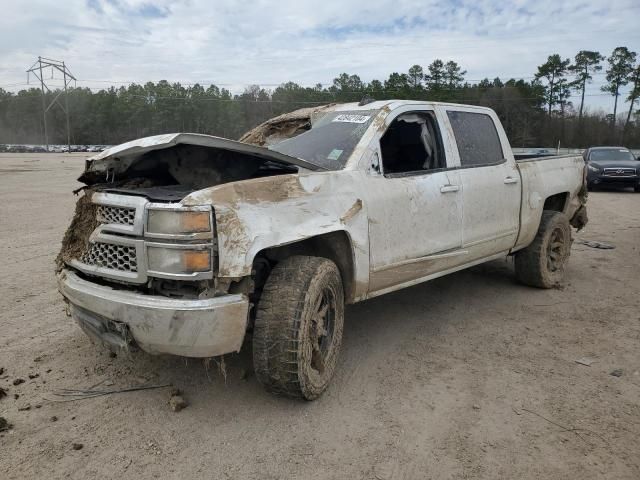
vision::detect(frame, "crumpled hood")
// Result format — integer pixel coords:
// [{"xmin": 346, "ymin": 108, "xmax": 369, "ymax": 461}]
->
[{"xmin": 79, "ymin": 133, "xmax": 325, "ymax": 185}]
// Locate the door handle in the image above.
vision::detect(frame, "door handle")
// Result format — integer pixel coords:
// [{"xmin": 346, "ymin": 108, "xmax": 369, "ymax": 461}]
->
[
  {"xmin": 504, "ymin": 176, "xmax": 519, "ymax": 184},
  {"xmin": 440, "ymin": 184, "xmax": 460, "ymax": 193}
]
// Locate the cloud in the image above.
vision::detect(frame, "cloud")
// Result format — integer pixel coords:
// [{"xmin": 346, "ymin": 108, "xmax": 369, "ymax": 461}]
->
[
  {"xmin": 99, "ymin": 0, "xmax": 170, "ymax": 18},
  {"xmin": 86, "ymin": 0, "xmax": 103, "ymax": 14},
  {"xmin": 0, "ymin": 0, "xmax": 638, "ymax": 111}
]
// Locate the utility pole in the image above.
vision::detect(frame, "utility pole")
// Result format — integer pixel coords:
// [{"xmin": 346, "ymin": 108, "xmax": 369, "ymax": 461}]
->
[
  {"xmin": 37, "ymin": 58, "xmax": 48, "ymax": 151},
  {"xmin": 26, "ymin": 57, "xmax": 76, "ymax": 152}
]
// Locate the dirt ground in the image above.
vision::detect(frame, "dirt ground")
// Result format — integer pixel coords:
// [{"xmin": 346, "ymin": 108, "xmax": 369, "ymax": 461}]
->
[{"xmin": 1, "ymin": 152, "xmax": 639, "ymax": 480}]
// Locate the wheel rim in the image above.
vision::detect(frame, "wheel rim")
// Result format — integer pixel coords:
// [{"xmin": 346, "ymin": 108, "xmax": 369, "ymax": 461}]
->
[
  {"xmin": 547, "ymin": 227, "xmax": 566, "ymax": 272},
  {"xmin": 309, "ymin": 288, "xmax": 336, "ymax": 375}
]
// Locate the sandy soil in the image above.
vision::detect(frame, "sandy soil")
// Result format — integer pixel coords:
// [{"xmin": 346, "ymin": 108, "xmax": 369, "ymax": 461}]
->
[{"xmin": 1, "ymin": 153, "xmax": 639, "ymax": 480}]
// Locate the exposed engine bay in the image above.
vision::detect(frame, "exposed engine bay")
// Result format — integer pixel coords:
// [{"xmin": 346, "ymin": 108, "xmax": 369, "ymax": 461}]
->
[{"xmin": 80, "ymin": 143, "xmax": 299, "ymax": 200}]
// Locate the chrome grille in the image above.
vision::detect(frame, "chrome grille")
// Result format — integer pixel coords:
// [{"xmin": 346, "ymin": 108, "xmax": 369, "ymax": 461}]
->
[
  {"xmin": 603, "ymin": 168, "xmax": 636, "ymax": 177},
  {"xmin": 97, "ymin": 205, "xmax": 135, "ymax": 226},
  {"xmin": 81, "ymin": 242, "xmax": 138, "ymax": 272}
]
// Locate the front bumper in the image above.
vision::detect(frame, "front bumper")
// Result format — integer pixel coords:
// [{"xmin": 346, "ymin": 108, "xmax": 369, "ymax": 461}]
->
[
  {"xmin": 58, "ymin": 270, "xmax": 249, "ymax": 357},
  {"xmin": 588, "ymin": 172, "xmax": 639, "ymax": 187}
]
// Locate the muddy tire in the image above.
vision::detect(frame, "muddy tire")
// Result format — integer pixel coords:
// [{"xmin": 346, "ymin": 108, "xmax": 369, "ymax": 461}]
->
[
  {"xmin": 253, "ymin": 256, "xmax": 344, "ymax": 400},
  {"xmin": 515, "ymin": 211, "xmax": 572, "ymax": 289}
]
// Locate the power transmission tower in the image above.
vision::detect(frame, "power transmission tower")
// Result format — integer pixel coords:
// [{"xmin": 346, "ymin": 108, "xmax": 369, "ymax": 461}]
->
[{"xmin": 26, "ymin": 57, "xmax": 77, "ymax": 152}]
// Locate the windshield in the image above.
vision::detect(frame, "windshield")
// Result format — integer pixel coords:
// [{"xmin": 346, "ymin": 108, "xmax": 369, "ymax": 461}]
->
[
  {"xmin": 589, "ymin": 149, "xmax": 636, "ymax": 162},
  {"xmin": 269, "ymin": 110, "xmax": 379, "ymax": 169}
]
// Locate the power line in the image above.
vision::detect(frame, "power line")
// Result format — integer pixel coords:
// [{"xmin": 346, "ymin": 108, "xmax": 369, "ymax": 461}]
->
[
  {"xmin": 0, "ymin": 95, "xmax": 612, "ymax": 109},
  {"xmin": 0, "ymin": 70, "xmax": 617, "ymax": 93},
  {"xmin": 0, "ymin": 84, "xmax": 620, "ymax": 104},
  {"xmin": 1, "ymin": 78, "xmax": 616, "ymax": 93},
  {"xmin": 49, "ymin": 69, "xmax": 619, "ymax": 85}
]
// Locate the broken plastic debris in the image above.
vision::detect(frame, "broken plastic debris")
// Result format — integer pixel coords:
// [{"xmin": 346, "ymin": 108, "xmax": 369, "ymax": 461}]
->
[
  {"xmin": 575, "ymin": 239, "xmax": 615, "ymax": 249},
  {"xmin": 575, "ymin": 357, "xmax": 596, "ymax": 366}
]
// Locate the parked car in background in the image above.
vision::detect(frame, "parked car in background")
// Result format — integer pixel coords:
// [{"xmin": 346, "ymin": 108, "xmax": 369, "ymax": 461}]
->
[{"xmin": 584, "ymin": 146, "xmax": 640, "ymax": 192}]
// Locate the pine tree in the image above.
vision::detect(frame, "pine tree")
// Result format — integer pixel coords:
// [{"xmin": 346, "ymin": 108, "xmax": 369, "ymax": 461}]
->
[
  {"xmin": 568, "ymin": 50, "xmax": 604, "ymax": 120},
  {"xmin": 601, "ymin": 47, "xmax": 636, "ymax": 127}
]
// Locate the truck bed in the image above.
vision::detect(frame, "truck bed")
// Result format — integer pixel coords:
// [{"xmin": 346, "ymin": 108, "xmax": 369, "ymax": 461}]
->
[{"xmin": 514, "ymin": 154, "xmax": 586, "ymax": 251}]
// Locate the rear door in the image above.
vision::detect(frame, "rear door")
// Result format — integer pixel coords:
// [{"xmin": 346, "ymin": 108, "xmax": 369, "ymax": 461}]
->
[{"xmin": 442, "ymin": 107, "xmax": 520, "ymax": 260}]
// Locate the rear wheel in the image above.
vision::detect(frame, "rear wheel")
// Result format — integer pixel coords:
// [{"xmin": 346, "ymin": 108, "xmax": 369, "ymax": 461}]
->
[
  {"xmin": 253, "ymin": 256, "xmax": 344, "ymax": 400},
  {"xmin": 515, "ymin": 211, "xmax": 572, "ymax": 288}
]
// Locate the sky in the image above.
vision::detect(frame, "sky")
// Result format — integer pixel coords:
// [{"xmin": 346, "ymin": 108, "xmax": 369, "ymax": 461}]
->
[{"xmin": 1, "ymin": 0, "xmax": 639, "ymax": 113}]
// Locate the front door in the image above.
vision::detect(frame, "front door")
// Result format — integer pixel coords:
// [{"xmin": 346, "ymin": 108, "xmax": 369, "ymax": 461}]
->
[{"xmin": 364, "ymin": 108, "xmax": 465, "ymax": 294}]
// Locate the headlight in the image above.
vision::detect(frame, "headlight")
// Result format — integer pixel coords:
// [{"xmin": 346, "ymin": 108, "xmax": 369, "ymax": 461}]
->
[
  {"xmin": 587, "ymin": 164, "xmax": 600, "ymax": 173},
  {"xmin": 146, "ymin": 207, "xmax": 212, "ymax": 237},
  {"xmin": 147, "ymin": 246, "xmax": 212, "ymax": 276}
]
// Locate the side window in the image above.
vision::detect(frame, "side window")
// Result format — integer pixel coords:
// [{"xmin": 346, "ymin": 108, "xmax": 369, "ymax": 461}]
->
[
  {"xmin": 447, "ymin": 111, "xmax": 504, "ymax": 167},
  {"xmin": 380, "ymin": 112, "xmax": 446, "ymax": 175}
]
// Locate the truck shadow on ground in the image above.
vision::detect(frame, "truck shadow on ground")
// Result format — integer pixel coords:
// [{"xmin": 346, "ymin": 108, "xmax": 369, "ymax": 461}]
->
[{"xmin": 67, "ymin": 258, "xmax": 522, "ymax": 406}]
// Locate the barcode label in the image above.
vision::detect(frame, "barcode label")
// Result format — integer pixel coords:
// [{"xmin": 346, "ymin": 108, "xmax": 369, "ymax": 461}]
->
[{"xmin": 332, "ymin": 114, "xmax": 371, "ymax": 124}]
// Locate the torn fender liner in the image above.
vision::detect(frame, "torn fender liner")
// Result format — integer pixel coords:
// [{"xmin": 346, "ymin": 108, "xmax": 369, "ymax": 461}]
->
[
  {"xmin": 570, "ymin": 205, "xmax": 588, "ymax": 231},
  {"xmin": 239, "ymin": 104, "xmax": 336, "ymax": 147},
  {"xmin": 570, "ymin": 181, "xmax": 589, "ymax": 231},
  {"xmin": 55, "ymin": 190, "xmax": 97, "ymax": 272}
]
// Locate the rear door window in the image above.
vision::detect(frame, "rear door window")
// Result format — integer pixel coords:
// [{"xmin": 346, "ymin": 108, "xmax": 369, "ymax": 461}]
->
[{"xmin": 447, "ymin": 111, "xmax": 504, "ymax": 167}]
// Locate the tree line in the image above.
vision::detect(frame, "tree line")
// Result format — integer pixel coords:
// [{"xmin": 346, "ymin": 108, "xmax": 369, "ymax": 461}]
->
[{"xmin": 1, "ymin": 46, "xmax": 639, "ymax": 148}]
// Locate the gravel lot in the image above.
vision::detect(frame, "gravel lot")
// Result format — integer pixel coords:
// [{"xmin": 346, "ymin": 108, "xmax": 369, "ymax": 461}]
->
[{"xmin": 1, "ymin": 152, "xmax": 639, "ymax": 479}]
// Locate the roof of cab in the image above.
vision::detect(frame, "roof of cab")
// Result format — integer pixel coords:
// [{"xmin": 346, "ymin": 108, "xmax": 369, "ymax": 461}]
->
[{"xmin": 332, "ymin": 99, "xmax": 494, "ymax": 112}]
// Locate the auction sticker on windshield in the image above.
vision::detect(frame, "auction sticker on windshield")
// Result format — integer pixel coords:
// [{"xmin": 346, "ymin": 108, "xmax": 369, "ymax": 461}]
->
[
  {"xmin": 327, "ymin": 149, "xmax": 343, "ymax": 161},
  {"xmin": 332, "ymin": 114, "xmax": 371, "ymax": 124}
]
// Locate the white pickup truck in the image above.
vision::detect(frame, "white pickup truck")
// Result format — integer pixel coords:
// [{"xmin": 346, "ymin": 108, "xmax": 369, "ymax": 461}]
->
[{"xmin": 57, "ymin": 100, "xmax": 588, "ymax": 400}]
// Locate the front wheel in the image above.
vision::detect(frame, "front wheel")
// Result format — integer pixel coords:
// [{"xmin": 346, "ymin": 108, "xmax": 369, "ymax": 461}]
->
[
  {"xmin": 515, "ymin": 211, "xmax": 572, "ymax": 288},
  {"xmin": 634, "ymin": 184, "xmax": 640, "ymax": 193},
  {"xmin": 253, "ymin": 256, "xmax": 344, "ymax": 400}
]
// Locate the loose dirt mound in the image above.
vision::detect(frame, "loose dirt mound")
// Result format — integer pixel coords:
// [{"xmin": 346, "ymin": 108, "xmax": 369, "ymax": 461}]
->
[
  {"xmin": 239, "ymin": 104, "xmax": 336, "ymax": 146},
  {"xmin": 55, "ymin": 190, "xmax": 98, "ymax": 272}
]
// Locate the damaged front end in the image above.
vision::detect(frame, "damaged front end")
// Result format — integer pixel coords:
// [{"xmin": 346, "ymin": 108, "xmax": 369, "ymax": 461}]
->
[
  {"xmin": 57, "ymin": 131, "xmax": 325, "ymax": 357},
  {"xmin": 57, "ymin": 185, "xmax": 247, "ymax": 357}
]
